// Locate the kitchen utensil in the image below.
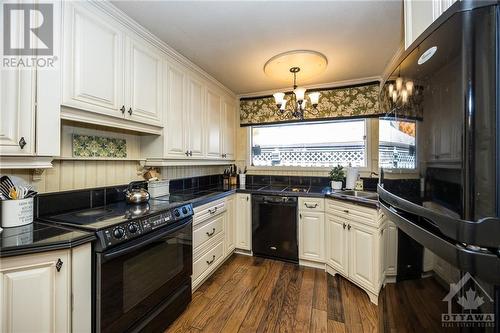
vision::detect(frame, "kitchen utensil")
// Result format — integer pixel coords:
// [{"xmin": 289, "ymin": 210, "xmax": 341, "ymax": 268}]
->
[
  {"xmin": 124, "ymin": 181, "xmax": 150, "ymax": 204},
  {"xmin": 9, "ymin": 187, "xmax": 18, "ymax": 200}
]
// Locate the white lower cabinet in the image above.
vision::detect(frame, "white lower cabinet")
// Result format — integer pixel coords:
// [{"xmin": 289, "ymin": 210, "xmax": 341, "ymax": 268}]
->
[
  {"xmin": 235, "ymin": 193, "xmax": 251, "ymax": 251},
  {"xmin": 192, "ymin": 195, "xmax": 237, "ymax": 291},
  {"xmin": 0, "ymin": 243, "xmax": 92, "ymax": 333},
  {"xmin": 298, "ymin": 197, "xmax": 325, "ymax": 264},
  {"xmin": 325, "ymin": 199, "xmax": 383, "ymax": 305}
]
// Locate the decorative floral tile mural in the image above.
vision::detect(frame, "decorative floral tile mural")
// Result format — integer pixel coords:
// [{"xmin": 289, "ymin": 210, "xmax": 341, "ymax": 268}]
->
[{"xmin": 72, "ymin": 134, "xmax": 127, "ymax": 158}]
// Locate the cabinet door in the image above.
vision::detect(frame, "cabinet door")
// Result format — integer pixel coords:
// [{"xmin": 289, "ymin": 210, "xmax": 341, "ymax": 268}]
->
[
  {"xmin": 299, "ymin": 211, "xmax": 325, "ymax": 262},
  {"xmin": 385, "ymin": 222, "xmax": 398, "ymax": 276},
  {"xmin": 164, "ymin": 62, "xmax": 187, "ymax": 158},
  {"xmin": 0, "ymin": 251, "xmax": 70, "ymax": 332},
  {"xmin": 126, "ymin": 36, "xmax": 163, "ymax": 125},
  {"xmin": 325, "ymin": 214, "xmax": 348, "ymax": 276},
  {"xmin": 235, "ymin": 193, "xmax": 251, "ymax": 250},
  {"xmin": 222, "ymin": 98, "xmax": 236, "ymax": 160},
  {"xmin": 348, "ymin": 221, "xmax": 379, "ymax": 291},
  {"xmin": 224, "ymin": 196, "xmax": 236, "ymax": 255},
  {"xmin": 187, "ymin": 75, "xmax": 205, "ymax": 158},
  {"xmin": 0, "ymin": 66, "xmax": 34, "ymax": 155},
  {"xmin": 63, "ymin": 2, "xmax": 124, "ymax": 117},
  {"xmin": 206, "ymin": 89, "xmax": 222, "ymax": 158}
]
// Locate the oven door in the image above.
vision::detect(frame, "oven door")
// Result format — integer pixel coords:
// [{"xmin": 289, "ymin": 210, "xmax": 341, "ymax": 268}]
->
[{"xmin": 96, "ymin": 218, "xmax": 192, "ymax": 333}]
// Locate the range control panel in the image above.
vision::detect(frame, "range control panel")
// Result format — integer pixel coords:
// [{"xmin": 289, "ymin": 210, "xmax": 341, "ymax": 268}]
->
[{"xmin": 97, "ymin": 203, "xmax": 193, "ymax": 250}]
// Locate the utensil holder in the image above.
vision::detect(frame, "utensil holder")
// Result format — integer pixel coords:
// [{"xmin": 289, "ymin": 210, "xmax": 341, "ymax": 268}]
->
[
  {"xmin": 239, "ymin": 174, "xmax": 246, "ymax": 187},
  {"xmin": 1, "ymin": 198, "xmax": 34, "ymax": 228}
]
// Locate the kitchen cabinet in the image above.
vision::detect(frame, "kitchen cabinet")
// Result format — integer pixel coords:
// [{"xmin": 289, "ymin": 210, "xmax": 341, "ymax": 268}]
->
[
  {"xmin": 206, "ymin": 88, "xmax": 222, "ymax": 159},
  {"xmin": 164, "ymin": 62, "xmax": 187, "ymax": 158},
  {"xmin": 224, "ymin": 195, "xmax": 236, "ymax": 255},
  {"xmin": 186, "ymin": 75, "xmax": 206, "ymax": 158},
  {"xmin": 0, "ymin": 244, "xmax": 92, "ymax": 333},
  {"xmin": 221, "ymin": 98, "xmax": 236, "ymax": 160},
  {"xmin": 235, "ymin": 193, "xmax": 252, "ymax": 251},
  {"xmin": 325, "ymin": 199, "xmax": 383, "ymax": 304},
  {"xmin": 404, "ymin": 0, "xmax": 456, "ymax": 49},
  {"xmin": 299, "ymin": 211, "xmax": 325, "ymax": 263},
  {"xmin": 62, "ymin": 1, "xmax": 162, "ymax": 133},
  {"xmin": 384, "ymin": 220, "xmax": 398, "ymax": 277},
  {"xmin": 0, "ymin": 0, "xmax": 60, "ymax": 168}
]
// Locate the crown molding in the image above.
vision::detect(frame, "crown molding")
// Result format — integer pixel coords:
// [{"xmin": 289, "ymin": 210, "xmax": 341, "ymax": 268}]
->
[
  {"xmin": 237, "ymin": 76, "xmax": 382, "ymax": 99},
  {"xmin": 91, "ymin": 1, "xmax": 236, "ymax": 98},
  {"xmin": 381, "ymin": 44, "xmax": 405, "ymax": 83}
]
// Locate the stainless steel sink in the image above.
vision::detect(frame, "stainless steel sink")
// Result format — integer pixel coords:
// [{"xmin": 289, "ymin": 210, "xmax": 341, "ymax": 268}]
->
[{"xmin": 336, "ymin": 190, "xmax": 378, "ymax": 200}]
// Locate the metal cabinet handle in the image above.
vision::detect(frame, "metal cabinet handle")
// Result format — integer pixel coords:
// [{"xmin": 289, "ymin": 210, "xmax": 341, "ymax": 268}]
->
[
  {"xmin": 246, "ymin": 196, "xmax": 249, "ymax": 201},
  {"xmin": 304, "ymin": 203, "xmax": 318, "ymax": 209},
  {"xmin": 343, "ymin": 222, "xmax": 346, "ymax": 229},
  {"xmin": 206, "ymin": 255, "xmax": 216, "ymax": 265},
  {"xmin": 128, "ymin": 107, "xmax": 133, "ymax": 115},
  {"xmin": 208, "ymin": 207, "xmax": 218, "ymax": 214},
  {"xmin": 189, "ymin": 151, "xmax": 193, "ymax": 156},
  {"xmin": 185, "ymin": 151, "xmax": 189, "ymax": 156},
  {"xmin": 299, "ymin": 213, "xmax": 302, "ymax": 219},
  {"xmin": 343, "ymin": 209, "xmax": 349, "ymax": 214},
  {"xmin": 18, "ymin": 137, "xmax": 26, "ymax": 149},
  {"xmin": 347, "ymin": 224, "xmax": 351, "ymax": 230},
  {"xmin": 206, "ymin": 228, "xmax": 216, "ymax": 237},
  {"xmin": 56, "ymin": 258, "xmax": 63, "ymax": 272},
  {"xmin": 120, "ymin": 105, "xmax": 125, "ymax": 114}
]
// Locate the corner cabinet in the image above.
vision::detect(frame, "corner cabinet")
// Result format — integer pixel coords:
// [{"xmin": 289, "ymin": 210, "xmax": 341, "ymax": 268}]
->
[
  {"xmin": 235, "ymin": 193, "xmax": 252, "ymax": 251},
  {"xmin": 0, "ymin": 244, "xmax": 92, "ymax": 333}
]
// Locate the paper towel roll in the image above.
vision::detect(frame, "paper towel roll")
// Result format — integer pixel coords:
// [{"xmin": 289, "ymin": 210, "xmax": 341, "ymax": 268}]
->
[{"xmin": 345, "ymin": 167, "xmax": 359, "ymax": 190}]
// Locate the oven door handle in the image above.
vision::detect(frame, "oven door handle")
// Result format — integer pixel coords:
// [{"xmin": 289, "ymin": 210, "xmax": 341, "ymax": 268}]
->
[{"xmin": 102, "ymin": 219, "xmax": 192, "ymax": 262}]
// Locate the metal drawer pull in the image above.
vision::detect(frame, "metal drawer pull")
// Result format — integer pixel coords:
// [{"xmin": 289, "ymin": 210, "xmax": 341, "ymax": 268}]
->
[
  {"xmin": 347, "ymin": 224, "xmax": 351, "ymax": 230},
  {"xmin": 120, "ymin": 105, "xmax": 125, "ymax": 114},
  {"xmin": 343, "ymin": 222, "xmax": 346, "ymax": 229},
  {"xmin": 206, "ymin": 255, "xmax": 216, "ymax": 265},
  {"xmin": 19, "ymin": 137, "xmax": 26, "ymax": 149},
  {"xmin": 304, "ymin": 203, "xmax": 318, "ymax": 208},
  {"xmin": 128, "ymin": 107, "xmax": 133, "ymax": 115},
  {"xmin": 206, "ymin": 228, "xmax": 216, "ymax": 237},
  {"xmin": 208, "ymin": 207, "xmax": 218, "ymax": 214},
  {"xmin": 343, "ymin": 209, "xmax": 349, "ymax": 214}
]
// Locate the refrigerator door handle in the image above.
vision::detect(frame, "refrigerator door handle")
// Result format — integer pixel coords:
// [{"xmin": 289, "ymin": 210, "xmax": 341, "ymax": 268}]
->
[{"xmin": 380, "ymin": 202, "xmax": 500, "ymax": 284}]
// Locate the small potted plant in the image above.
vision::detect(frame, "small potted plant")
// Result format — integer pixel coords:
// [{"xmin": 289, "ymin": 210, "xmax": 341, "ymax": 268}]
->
[{"xmin": 329, "ymin": 165, "xmax": 344, "ymax": 190}]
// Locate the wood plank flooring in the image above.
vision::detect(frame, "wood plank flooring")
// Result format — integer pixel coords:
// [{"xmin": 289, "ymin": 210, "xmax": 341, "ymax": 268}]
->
[
  {"xmin": 166, "ymin": 254, "xmax": 451, "ymax": 333},
  {"xmin": 166, "ymin": 254, "xmax": 377, "ymax": 333}
]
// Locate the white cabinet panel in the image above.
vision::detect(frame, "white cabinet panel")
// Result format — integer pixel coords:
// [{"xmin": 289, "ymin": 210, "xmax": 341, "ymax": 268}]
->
[
  {"xmin": 299, "ymin": 211, "xmax": 325, "ymax": 262},
  {"xmin": 187, "ymin": 76, "xmax": 205, "ymax": 158},
  {"xmin": 385, "ymin": 222, "xmax": 398, "ymax": 276},
  {"xmin": 225, "ymin": 195, "xmax": 236, "ymax": 255},
  {"xmin": 222, "ymin": 98, "xmax": 236, "ymax": 160},
  {"xmin": 206, "ymin": 89, "xmax": 222, "ymax": 158},
  {"xmin": 63, "ymin": 2, "xmax": 124, "ymax": 116},
  {"xmin": 0, "ymin": 67, "xmax": 34, "ymax": 155},
  {"xmin": 349, "ymin": 221, "xmax": 378, "ymax": 291},
  {"xmin": 325, "ymin": 214, "xmax": 348, "ymax": 275},
  {"xmin": 164, "ymin": 63, "xmax": 186, "ymax": 157},
  {"xmin": 127, "ymin": 37, "xmax": 162, "ymax": 125},
  {"xmin": 235, "ymin": 193, "xmax": 251, "ymax": 251}
]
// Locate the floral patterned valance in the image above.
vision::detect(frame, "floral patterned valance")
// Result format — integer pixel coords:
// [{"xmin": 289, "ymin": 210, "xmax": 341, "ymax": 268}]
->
[{"xmin": 240, "ymin": 82, "xmax": 383, "ymax": 126}]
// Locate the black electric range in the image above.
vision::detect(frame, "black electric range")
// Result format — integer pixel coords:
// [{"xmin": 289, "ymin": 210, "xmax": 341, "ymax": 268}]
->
[{"xmin": 40, "ymin": 199, "xmax": 194, "ymax": 333}]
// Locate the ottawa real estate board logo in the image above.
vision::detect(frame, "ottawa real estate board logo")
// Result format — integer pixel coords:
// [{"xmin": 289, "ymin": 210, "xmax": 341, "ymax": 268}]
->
[
  {"xmin": 2, "ymin": 3, "xmax": 57, "ymax": 69},
  {"xmin": 442, "ymin": 272, "xmax": 495, "ymax": 328}
]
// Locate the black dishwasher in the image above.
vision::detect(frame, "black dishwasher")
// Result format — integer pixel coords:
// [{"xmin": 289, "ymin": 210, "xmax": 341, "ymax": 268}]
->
[{"xmin": 252, "ymin": 195, "xmax": 298, "ymax": 263}]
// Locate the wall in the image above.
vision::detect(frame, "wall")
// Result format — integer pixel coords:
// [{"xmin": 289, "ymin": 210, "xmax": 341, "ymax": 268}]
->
[{"xmin": 1, "ymin": 121, "xmax": 227, "ymax": 193}]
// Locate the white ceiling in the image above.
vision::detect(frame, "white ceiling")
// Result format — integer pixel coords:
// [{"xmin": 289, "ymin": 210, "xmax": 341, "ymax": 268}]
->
[{"xmin": 113, "ymin": 1, "xmax": 403, "ymax": 95}]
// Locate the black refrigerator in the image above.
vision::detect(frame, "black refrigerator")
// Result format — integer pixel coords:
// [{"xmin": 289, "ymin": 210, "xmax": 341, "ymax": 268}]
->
[{"xmin": 378, "ymin": 1, "xmax": 500, "ymax": 332}]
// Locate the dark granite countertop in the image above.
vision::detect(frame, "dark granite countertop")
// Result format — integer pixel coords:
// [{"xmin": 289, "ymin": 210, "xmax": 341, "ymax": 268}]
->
[
  {"xmin": 165, "ymin": 185, "xmax": 378, "ymax": 209},
  {"xmin": 0, "ymin": 221, "xmax": 95, "ymax": 258}
]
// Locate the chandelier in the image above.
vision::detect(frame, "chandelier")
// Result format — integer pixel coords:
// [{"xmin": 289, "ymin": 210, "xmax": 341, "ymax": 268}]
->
[{"xmin": 272, "ymin": 67, "xmax": 321, "ymax": 120}]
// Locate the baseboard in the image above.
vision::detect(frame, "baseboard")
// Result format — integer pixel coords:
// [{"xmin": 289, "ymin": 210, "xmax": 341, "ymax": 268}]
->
[{"xmin": 299, "ymin": 259, "xmax": 326, "ymax": 269}]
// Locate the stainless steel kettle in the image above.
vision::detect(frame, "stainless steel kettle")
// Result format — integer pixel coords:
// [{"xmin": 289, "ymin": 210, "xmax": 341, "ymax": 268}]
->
[{"xmin": 124, "ymin": 181, "xmax": 150, "ymax": 204}]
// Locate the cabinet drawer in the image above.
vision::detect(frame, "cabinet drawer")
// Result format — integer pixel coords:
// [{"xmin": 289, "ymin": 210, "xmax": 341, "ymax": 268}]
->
[
  {"xmin": 193, "ymin": 214, "xmax": 224, "ymax": 249},
  {"xmin": 193, "ymin": 200, "xmax": 226, "ymax": 226},
  {"xmin": 298, "ymin": 197, "xmax": 324, "ymax": 212},
  {"xmin": 193, "ymin": 240, "xmax": 224, "ymax": 282},
  {"xmin": 326, "ymin": 199, "xmax": 378, "ymax": 227}
]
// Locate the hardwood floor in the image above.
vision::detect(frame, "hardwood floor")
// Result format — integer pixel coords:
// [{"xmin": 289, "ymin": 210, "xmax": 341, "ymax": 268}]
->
[{"xmin": 166, "ymin": 254, "xmax": 378, "ymax": 333}]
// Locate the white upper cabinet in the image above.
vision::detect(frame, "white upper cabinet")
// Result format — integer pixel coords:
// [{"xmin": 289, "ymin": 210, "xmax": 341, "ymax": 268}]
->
[
  {"xmin": 221, "ymin": 98, "xmax": 236, "ymax": 160},
  {"xmin": 206, "ymin": 88, "xmax": 222, "ymax": 159},
  {"xmin": 164, "ymin": 62, "xmax": 187, "ymax": 158},
  {"xmin": 404, "ymin": 0, "xmax": 457, "ymax": 48},
  {"xmin": 63, "ymin": 2, "xmax": 124, "ymax": 117},
  {"xmin": 186, "ymin": 75, "xmax": 205, "ymax": 158},
  {"xmin": 126, "ymin": 36, "xmax": 163, "ymax": 126},
  {"xmin": 0, "ymin": 69, "xmax": 35, "ymax": 155}
]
